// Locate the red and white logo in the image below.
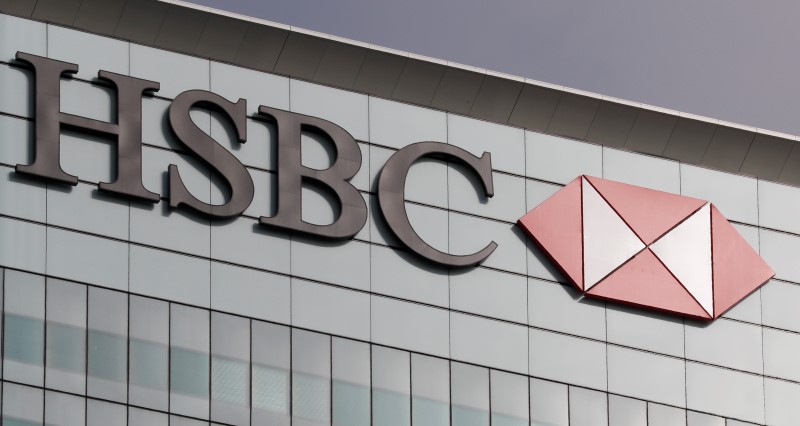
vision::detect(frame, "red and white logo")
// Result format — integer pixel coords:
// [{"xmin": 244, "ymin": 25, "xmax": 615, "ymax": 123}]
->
[{"xmin": 517, "ymin": 176, "xmax": 774, "ymax": 320}]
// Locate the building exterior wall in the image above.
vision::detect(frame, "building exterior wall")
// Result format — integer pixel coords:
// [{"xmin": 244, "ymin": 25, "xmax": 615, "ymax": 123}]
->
[{"xmin": 0, "ymin": 11, "xmax": 799, "ymax": 426}]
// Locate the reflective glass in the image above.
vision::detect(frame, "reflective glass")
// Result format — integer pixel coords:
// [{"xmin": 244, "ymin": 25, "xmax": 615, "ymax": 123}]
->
[
  {"xmin": 211, "ymin": 312, "xmax": 250, "ymax": 426},
  {"xmin": 451, "ymin": 362, "xmax": 489, "ymax": 426},
  {"xmin": 252, "ymin": 321, "xmax": 290, "ymax": 426},
  {"xmin": 292, "ymin": 330, "xmax": 331, "ymax": 426},
  {"xmin": 170, "ymin": 304, "xmax": 210, "ymax": 419},
  {"xmin": 3, "ymin": 271, "xmax": 45, "ymax": 386},
  {"xmin": 45, "ymin": 279, "xmax": 86, "ymax": 394},
  {"xmin": 87, "ymin": 399, "xmax": 126, "ymax": 426},
  {"xmin": 129, "ymin": 296, "xmax": 169, "ymax": 410},
  {"xmin": 87, "ymin": 287, "xmax": 128, "ymax": 402},
  {"xmin": 373, "ymin": 346, "xmax": 410, "ymax": 426},
  {"xmin": 2, "ymin": 383, "xmax": 42, "ymax": 425},
  {"xmin": 332, "ymin": 338, "xmax": 370, "ymax": 426},
  {"xmin": 129, "ymin": 407, "xmax": 168, "ymax": 426},
  {"xmin": 411, "ymin": 354, "xmax": 449, "ymax": 426}
]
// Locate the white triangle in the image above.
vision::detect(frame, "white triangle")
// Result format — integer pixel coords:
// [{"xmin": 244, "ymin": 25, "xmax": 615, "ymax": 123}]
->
[
  {"xmin": 582, "ymin": 178, "xmax": 645, "ymax": 290},
  {"xmin": 650, "ymin": 203, "xmax": 713, "ymax": 316}
]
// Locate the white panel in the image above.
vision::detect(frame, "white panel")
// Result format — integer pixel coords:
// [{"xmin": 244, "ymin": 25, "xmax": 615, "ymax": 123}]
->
[
  {"xmin": 582, "ymin": 178, "xmax": 644, "ymax": 288},
  {"xmin": 651, "ymin": 204, "xmax": 713, "ymax": 316}
]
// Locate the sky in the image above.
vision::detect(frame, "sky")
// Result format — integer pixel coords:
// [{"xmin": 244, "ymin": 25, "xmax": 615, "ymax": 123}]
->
[{"xmin": 188, "ymin": 0, "xmax": 800, "ymax": 136}]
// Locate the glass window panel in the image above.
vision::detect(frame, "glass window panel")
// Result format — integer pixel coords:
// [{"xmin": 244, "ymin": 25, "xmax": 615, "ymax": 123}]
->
[
  {"xmin": 530, "ymin": 378, "xmax": 568, "ymax": 426},
  {"xmin": 45, "ymin": 279, "xmax": 86, "ymax": 394},
  {"xmin": 3, "ymin": 271, "xmax": 45, "ymax": 386},
  {"xmin": 292, "ymin": 330, "xmax": 331, "ymax": 426},
  {"xmin": 490, "ymin": 371, "xmax": 529, "ymax": 426},
  {"xmin": 87, "ymin": 399, "xmax": 126, "ymax": 426},
  {"xmin": 170, "ymin": 304, "xmax": 210, "ymax": 419},
  {"xmin": 129, "ymin": 407, "xmax": 168, "ymax": 426},
  {"xmin": 211, "ymin": 312, "xmax": 250, "ymax": 426},
  {"xmin": 170, "ymin": 415, "xmax": 210, "ymax": 426},
  {"xmin": 2, "ymin": 383, "xmax": 42, "ymax": 426},
  {"xmin": 451, "ymin": 362, "xmax": 489, "ymax": 426},
  {"xmin": 129, "ymin": 296, "xmax": 169, "ymax": 411},
  {"xmin": 44, "ymin": 391, "xmax": 85, "ymax": 426},
  {"xmin": 0, "ymin": 268, "xmax": 4, "ymax": 379},
  {"xmin": 372, "ymin": 346, "xmax": 410, "ymax": 426},
  {"xmin": 332, "ymin": 338, "xmax": 370, "ymax": 426},
  {"xmin": 87, "ymin": 287, "xmax": 128, "ymax": 403},
  {"xmin": 252, "ymin": 321, "xmax": 290, "ymax": 426},
  {"xmin": 411, "ymin": 354, "xmax": 449, "ymax": 426}
]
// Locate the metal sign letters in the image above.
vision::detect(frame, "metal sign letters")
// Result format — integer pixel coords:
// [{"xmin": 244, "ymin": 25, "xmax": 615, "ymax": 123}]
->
[{"xmin": 11, "ymin": 52, "xmax": 496, "ymax": 267}]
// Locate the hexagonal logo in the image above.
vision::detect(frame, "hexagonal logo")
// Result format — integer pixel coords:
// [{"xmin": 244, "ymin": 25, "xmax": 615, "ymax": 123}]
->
[{"xmin": 517, "ymin": 175, "xmax": 774, "ymax": 320}]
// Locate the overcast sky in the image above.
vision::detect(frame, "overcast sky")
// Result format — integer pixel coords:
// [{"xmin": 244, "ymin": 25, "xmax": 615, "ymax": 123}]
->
[{"xmin": 189, "ymin": 0, "xmax": 800, "ymax": 136}]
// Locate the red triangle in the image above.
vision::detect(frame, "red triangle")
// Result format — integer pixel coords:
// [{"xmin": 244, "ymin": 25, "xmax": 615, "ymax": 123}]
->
[
  {"xmin": 585, "ymin": 176, "xmax": 706, "ymax": 245},
  {"xmin": 711, "ymin": 205, "xmax": 774, "ymax": 317},
  {"xmin": 587, "ymin": 249, "xmax": 711, "ymax": 319},
  {"xmin": 518, "ymin": 177, "xmax": 584, "ymax": 290}
]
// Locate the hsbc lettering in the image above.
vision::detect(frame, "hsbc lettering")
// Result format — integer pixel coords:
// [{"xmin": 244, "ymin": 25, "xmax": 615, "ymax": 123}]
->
[{"xmin": 12, "ymin": 52, "xmax": 497, "ymax": 267}]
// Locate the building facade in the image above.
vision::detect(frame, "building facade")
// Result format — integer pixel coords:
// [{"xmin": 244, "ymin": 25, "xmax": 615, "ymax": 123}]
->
[{"xmin": 1, "ymin": 1, "xmax": 800, "ymax": 425}]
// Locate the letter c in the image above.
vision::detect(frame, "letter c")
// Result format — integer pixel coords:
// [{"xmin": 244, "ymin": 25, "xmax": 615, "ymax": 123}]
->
[{"xmin": 377, "ymin": 142, "xmax": 497, "ymax": 267}]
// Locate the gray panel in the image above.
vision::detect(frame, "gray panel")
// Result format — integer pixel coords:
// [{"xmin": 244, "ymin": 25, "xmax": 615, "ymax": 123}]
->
[
  {"xmin": 529, "ymin": 328, "xmax": 607, "ymax": 390},
  {"xmin": 170, "ymin": 305, "xmax": 210, "ymax": 419},
  {"xmin": 72, "ymin": 0, "xmax": 128, "ymax": 35},
  {"xmin": 680, "ymin": 164, "xmax": 758, "ymax": 225},
  {"xmin": 87, "ymin": 287, "xmax": 128, "ymax": 403},
  {"xmin": 333, "ymin": 339, "xmax": 371, "ymax": 426},
  {"xmin": 739, "ymin": 134, "xmax": 794, "ymax": 180},
  {"xmin": 585, "ymin": 101, "xmax": 639, "ymax": 148},
  {"xmin": 648, "ymin": 404, "xmax": 686, "ymax": 426},
  {"xmin": 450, "ymin": 267, "xmax": 527, "ymax": 323},
  {"xmin": 662, "ymin": 118, "xmax": 716, "ymax": 164},
  {"xmin": 765, "ymin": 378, "xmax": 800, "ymax": 426},
  {"xmin": 234, "ymin": 23, "xmax": 289, "ymax": 72},
  {"xmin": 87, "ymin": 400, "xmax": 126, "ymax": 426},
  {"xmin": 411, "ymin": 354, "xmax": 449, "ymax": 426},
  {"xmin": 130, "ymin": 44, "xmax": 210, "ymax": 98},
  {"xmin": 762, "ymin": 280, "xmax": 800, "ymax": 334},
  {"xmin": 624, "ymin": 110, "xmax": 677, "ymax": 155},
  {"xmin": 130, "ymin": 200, "xmax": 210, "ymax": 258},
  {"xmin": 252, "ymin": 321, "xmax": 290, "ymax": 425},
  {"xmin": 291, "ymin": 279, "xmax": 370, "ymax": 340},
  {"xmin": 0, "ymin": 165, "xmax": 46, "ymax": 222},
  {"xmin": 44, "ymin": 390, "xmax": 85, "ymax": 426},
  {"xmin": 314, "ymin": 41, "xmax": 366, "ymax": 89},
  {"xmin": 0, "ymin": 216, "xmax": 46, "ymax": 273},
  {"xmin": 114, "ymin": 0, "xmax": 169, "ymax": 45},
  {"xmin": 45, "ymin": 279, "xmax": 87, "ymax": 394},
  {"xmin": 447, "ymin": 113, "xmax": 526, "ymax": 175},
  {"xmin": 371, "ymin": 295, "xmax": 449, "ymax": 357},
  {"xmin": 153, "ymin": 6, "xmax": 208, "ymax": 53},
  {"xmin": 31, "ymin": 0, "xmax": 81, "ymax": 25},
  {"xmin": 778, "ymin": 142, "xmax": 800, "ymax": 186},
  {"xmin": 606, "ymin": 305, "xmax": 684, "ymax": 357},
  {"xmin": 129, "ymin": 245, "xmax": 210, "ymax": 308},
  {"xmin": 372, "ymin": 347, "xmax": 410, "ymax": 426},
  {"xmin": 210, "ymin": 262, "xmax": 290, "ymax": 323},
  {"xmin": 290, "ymin": 79, "xmax": 369, "ymax": 141},
  {"xmin": 0, "ymin": 0, "xmax": 36, "ymax": 16},
  {"xmin": 369, "ymin": 98, "xmax": 447, "ymax": 149},
  {"xmin": 292, "ymin": 330, "xmax": 331, "ymax": 426},
  {"xmin": 450, "ymin": 212, "xmax": 527, "ymax": 274},
  {"xmin": 603, "ymin": 147, "xmax": 680, "ymax": 193},
  {"xmin": 291, "ymin": 237, "xmax": 370, "ymax": 291},
  {"xmin": 4, "ymin": 271, "xmax": 45, "ymax": 386},
  {"xmin": 684, "ymin": 319, "xmax": 763, "ymax": 374},
  {"xmin": 430, "ymin": 68, "xmax": 484, "ymax": 114},
  {"xmin": 530, "ymin": 379, "xmax": 568, "ymax": 426},
  {"xmin": 760, "ymin": 229, "xmax": 800, "ymax": 283},
  {"xmin": 528, "ymin": 279, "xmax": 606, "ymax": 341},
  {"xmin": 448, "ymin": 165, "xmax": 526, "ymax": 222},
  {"xmin": 451, "ymin": 313, "xmax": 528, "ymax": 373},
  {"xmin": 526, "ymin": 131, "xmax": 603, "ymax": 184},
  {"xmin": 491, "ymin": 371, "xmax": 529, "ymax": 425},
  {"xmin": 129, "ymin": 407, "xmax": 168, "ymax": 426},
  {"xmin": 211, "ymin": 312, "xmax": 250, "ymax": 425},
  {"xmin": 609, "ymin": 395, "xmax": 646, "ymax": 426},
  {"xmin": 47, "ymin": 182, "xmax": 129, "ymax": 240},
  {"xmin": 49, "ymin": 26, "xmax": 129, "ymax": 80},
  {"xmin": 607, "ymin": 345, "xmax": 686, "ymax": 407},
  {"xmin": 546, "ymin": 93, "xmax": 600, "ymax": 140},
  {"xmin": 0, "ymin": 65, "xmax": 34, "ymax": 118},
  {"xmin": 701, "ymin": 127, "xmax": 754, "ymax": 173},
  {"xmin": 210, "ymin": 216, "xmax": 290, "ymax": 274},
  {"xmin": 129, "ymin": 296, "xmax": 169, "ymax": 411},
  {"xmin": 569, "ymin": 387, "xmax": 608, "ymax": 426},
  {"xmin": 526, "ymin": 179, "xmax": 561, "ymax": 211},
  {"xmin": 687, "ymin": 411, "xmax": 725, "ymax": 426},
  {"xmin": 195, "ymin": 15, "xmax": 249, "ymax": 63},
  {"xmin": 470, "ymin": 75, "xmax": 523, "ymax": 123},
  {"xmin": 392, "ymin": 59, "xmax": 446, "ymax": 105},
  {"xmin": 370, "ymin": 244, "xmax": 449, "ymax": 308},
  {"xmin": 763, "ymin": 328, "xmax": 800, "ymax": 383},
  {"xmin": 508, "ymin": 85, "xmax": 561, "ymax": 131},
  {"xmin": 685, "ymin": 362, "xmax": 764, "ymax": 423},
  {"xmin": 352, "ymin": 50, "xmax": 407, "ymax": 97},
  {"xmin": 451, "ymin": 362, "xmax": 489, "ymax": 426},
  {"xmin": 273, "ymin": 32, "xmax": 328, "ymax": 80},
  {"xmin": 0, "ymin": 14, "xmax": 46, "ymax": 61}
]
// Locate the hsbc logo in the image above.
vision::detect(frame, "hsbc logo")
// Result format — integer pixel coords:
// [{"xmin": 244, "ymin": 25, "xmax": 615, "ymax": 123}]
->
[{"xmin": 518, "ymin": 175, "xmax": 775, "ymax": 320}]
